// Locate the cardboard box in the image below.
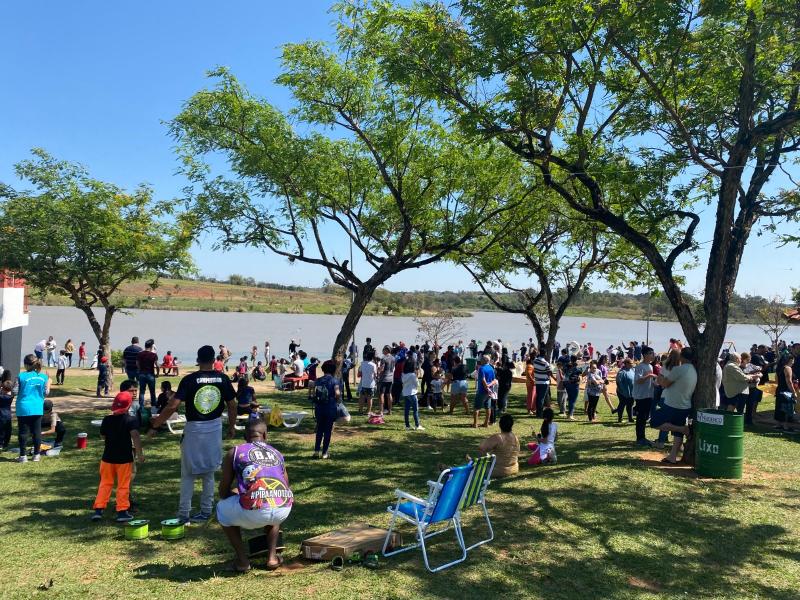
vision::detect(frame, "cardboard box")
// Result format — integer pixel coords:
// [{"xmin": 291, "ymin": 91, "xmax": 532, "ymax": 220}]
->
[{"xmin": 300, "ymin": 523, "xmax": 402, "ymax": 561}]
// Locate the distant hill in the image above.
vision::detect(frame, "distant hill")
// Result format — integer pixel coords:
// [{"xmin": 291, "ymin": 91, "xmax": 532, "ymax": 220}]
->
[{"xmin": 27, "ymin": 274, "xmax": 791, "ymax": 324}]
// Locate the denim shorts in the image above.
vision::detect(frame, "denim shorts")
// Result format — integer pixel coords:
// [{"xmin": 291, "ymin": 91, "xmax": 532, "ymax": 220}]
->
[
  {"xmin": 650, "ymin": 403, "xmax": 690, "ymax": 435},
  {"xmin": 473, "ymin": 392, "xmax": 489, "ymax": 411},
  {"xmin": 451, "ymin": 380, "xmax": 468, "ymax": 395}
]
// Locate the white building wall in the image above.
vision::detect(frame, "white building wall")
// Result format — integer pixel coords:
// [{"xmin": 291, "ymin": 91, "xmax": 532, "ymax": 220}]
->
[{"xmin": 0, "ymin": 288, "xmax": 29, "ymax": 332}]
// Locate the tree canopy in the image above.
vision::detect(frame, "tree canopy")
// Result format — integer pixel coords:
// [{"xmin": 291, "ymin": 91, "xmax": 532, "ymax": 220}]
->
[
  {"xmin": 172, "ymin": 20, "xmax": 533, "ymax": 364},
  {"xmin": 366, "ymin": 0, "xmax": 800, "ymax": 408},
  {"xmin": 0, "ymin": 149, "xmax": 194, "ymax": 352}
]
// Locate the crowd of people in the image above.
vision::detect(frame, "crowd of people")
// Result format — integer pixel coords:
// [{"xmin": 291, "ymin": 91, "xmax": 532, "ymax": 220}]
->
[{"xmin": 1, "ymin": 330, "xmax": 798, "ymax": 572}]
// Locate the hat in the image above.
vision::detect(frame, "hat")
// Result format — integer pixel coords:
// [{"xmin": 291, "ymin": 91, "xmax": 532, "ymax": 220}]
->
[
  {"xmin": 111, "ymin": 392, "xmax": 133, "ymax": 414},
  {"xmin": 100, "ymin": 356, "xmax": 108, "ymax": 363},
  {"xmin": 196, "ymin": 345, "xmax": 216, "ymax": 364}
]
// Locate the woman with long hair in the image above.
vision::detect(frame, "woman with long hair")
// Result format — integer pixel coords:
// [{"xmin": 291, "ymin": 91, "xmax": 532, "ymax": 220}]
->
[
  {"xmin": 774, "ymin": 354, "xmax": 798, "ymax": 431},
  {"xmin": 15, "ymin": 354, "xmax": 50, "ymax": 462}
]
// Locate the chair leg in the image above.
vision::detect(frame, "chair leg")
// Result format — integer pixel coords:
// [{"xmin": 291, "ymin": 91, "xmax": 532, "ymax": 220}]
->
[
  {"xmin": 382, "ymin": 508, "xmax": 420, "ymax": 557},
  {"xmin": 423, "ymin": 517, "xmax": 468, "ymax": 573},
  {"xmin": 464, "ymin": 501, "xmax": 494, "ymax": 552}
]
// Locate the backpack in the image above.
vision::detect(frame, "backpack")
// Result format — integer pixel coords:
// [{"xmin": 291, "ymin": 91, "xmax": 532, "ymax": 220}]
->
[{"xmin": 314, "ymin": 380, "xmax": 331, "ymax": 406}]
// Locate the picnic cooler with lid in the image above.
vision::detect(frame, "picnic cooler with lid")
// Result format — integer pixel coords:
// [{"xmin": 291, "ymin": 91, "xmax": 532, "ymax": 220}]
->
[
  {"xmin": 300, "ymin": 523, "xmax": 401, "ymax": 561},
  {"xmin": 695, "ymin": 409, "xmax": 743, "ymax": 479}
]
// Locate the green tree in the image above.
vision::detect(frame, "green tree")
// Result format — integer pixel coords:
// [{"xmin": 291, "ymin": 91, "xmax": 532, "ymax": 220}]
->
[
  {"xmin": 171, "ymin": 23, "xmax": 531, "ymax": 367},
  {"xmin": 0, "ymin": 149, "xmax": 194, "ymax": 355},
  {"xmin": 462, "ymin": 195, "xmax": 633, "ymax": 358},
  {"xmin": 369, "ymin": 0, "xmax": 800, "ymax": 413}
]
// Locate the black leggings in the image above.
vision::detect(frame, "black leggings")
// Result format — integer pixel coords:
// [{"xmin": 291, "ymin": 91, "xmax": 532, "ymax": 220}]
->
[
  {"xmin": 587, "ymin": 395, "xmax": 600, "ymax": 421},
  {"xmin": 53, "ymin": 420, "xmax": 66, "ymax": 446},
  {"xmin": 18, "ymin": 415, "xmax": 42, "ymax": 457},
  {"xmin": 616, "ymin": 395, "xmax": 634, "ymax": 422}
]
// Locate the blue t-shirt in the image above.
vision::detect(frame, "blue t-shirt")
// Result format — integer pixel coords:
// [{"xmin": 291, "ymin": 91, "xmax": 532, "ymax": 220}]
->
[
  {"xmin": 477, "ymin": 364, "xmax": 496, "ymax": 395},
  {"xmin": 16, "ymin": 371, "xmax": 49, "ymax": 417},
  {"xmin": 313, "ymin": 374, "xmax": 339, "ymax": 418}
]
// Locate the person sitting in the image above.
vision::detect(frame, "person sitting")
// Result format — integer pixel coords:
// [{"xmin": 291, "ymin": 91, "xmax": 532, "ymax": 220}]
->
[
  {"xmin": 161, "ymin": 351, "xmax": 177, "ymax": 376},
  {"xmin": 41, "ymin": 399, "xmax": 65, "ymax": 450},
  {"xmin": 477, "ymin": 413, "xmax": 520, "ymax": 478},
  {"xmin": 527, "ymin": 408, "xmax": 557, "ymax": 466},
  {"xmin": 236, "ymin": 379, "xmax": 258, "ymax": 416},
  {"xmin": 252, "ymin": 362, "xmax": 267, "ymax": 381},
  {"xmin": 155, "ymin": 380, "xmax": 173, "ymax": 415},
  {"xmin": 217, "ymin": 418, "xmax": 293, "ymax": 572}
]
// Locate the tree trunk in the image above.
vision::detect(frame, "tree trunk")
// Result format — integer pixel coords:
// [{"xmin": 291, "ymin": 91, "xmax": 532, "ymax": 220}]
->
[
  {"xmin": 524, "ymin": 310, "xmax": 545, "ymax": 352},
  {"xmin": 331, "ymin": 285, "xmax": 377, "ymax": 377},
  {"xmin": 543, "ymin": 321, "xmax": 560, "ymax": 362}
]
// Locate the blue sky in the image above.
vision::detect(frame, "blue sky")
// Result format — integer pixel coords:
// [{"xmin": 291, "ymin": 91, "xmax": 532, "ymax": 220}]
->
[{"xmin": 1, "ymin": 1, "xmax": 797, "ymax": 298}]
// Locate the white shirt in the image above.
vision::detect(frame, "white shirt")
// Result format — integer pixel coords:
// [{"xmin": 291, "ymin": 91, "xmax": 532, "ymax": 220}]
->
[
  {"xmin": 57, "ymin": 355, "xmax": 68, "ymax": 369},
  {"xmin": 539, "ymin": 421, "xmax": 558, "ymax": 457},
  {"xmin": 401, "ymin": 372, "xmax": 419, "ymax": 397},
  {"xmin": 46, "ymin": 339, "xmax": 57, "ymax": 351},
  {"xmin": 360, "ymin": 361, "xmax": 377, "ymax": 389},
  {"xmin": 35, "ymin": 340, "xmax": 47, "ymax": 352},
  {"xmin": 292, "ymin": 359, "xmax": 304, "ymax": 377}
]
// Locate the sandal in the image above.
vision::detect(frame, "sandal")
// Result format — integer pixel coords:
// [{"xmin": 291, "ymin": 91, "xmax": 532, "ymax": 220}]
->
[
  {"xmin": 330, "ymin": 556, "xmax": 344, "ymax": 571},
  {"xmin": 265, "ymin": 555, "xmax": 284, "ymax": 571}
]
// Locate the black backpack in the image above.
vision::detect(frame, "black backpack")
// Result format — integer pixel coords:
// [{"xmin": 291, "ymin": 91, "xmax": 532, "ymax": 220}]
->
[{"xmin": 314, "ymin": 380, "xmax": 330, "ymax": 406}]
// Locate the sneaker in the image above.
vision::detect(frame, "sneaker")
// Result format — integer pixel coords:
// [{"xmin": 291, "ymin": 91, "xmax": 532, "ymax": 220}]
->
[
  {"xmin": 416, "ymin": 425, "xmax": 425, "ymax": 431},
  {"xmin": 321, "ymin": 453, "xmax": 330, "ymax": 460},
  {"xmin": 17, "ymin": 455, "xmax": 27, "ymax": 463},
  {"xmin": 405, "ymin": 426, "xmax": 411, "ymax": 430},
  {"xmin": 176, "ymin": 515, "xmax": 191, "ymax": 525},
  {"xmin": 636, "ymin": 439, "xmax": 654, "ymax": 448},
  {"xmin": 32, "ymin": 453, "xmax": 41, "ymax": 462},
  {"xmin": 190, "ymin": 512, "xmax": 211, "ymax": 523},
  {"xmin": 115, "ymin": 510, "xmax": 134, "ymax": 522},
  {"xmin": 91, "ymin": 509, "xmax": 104, "ymax": 521}
]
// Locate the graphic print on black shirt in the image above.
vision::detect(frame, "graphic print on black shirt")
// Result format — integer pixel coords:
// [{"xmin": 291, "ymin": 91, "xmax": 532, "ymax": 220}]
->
[{"xmin": 175, "ymin": 370, "xmax": 236, "ymax": 421}]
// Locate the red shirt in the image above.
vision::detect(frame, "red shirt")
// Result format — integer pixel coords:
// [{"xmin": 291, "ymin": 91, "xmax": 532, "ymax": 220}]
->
[
  {"xmin": 269, "ymin": 359, "xmax": 278, "ymax": 374},
  {"xmin": 162, "ymin": 354, "xmax": 174, "ymax": 367},
  {"xmin": 79, "ymin": 345, "xmax": 86, "ymax": 358},
  {"xmin": 213, "ymin": 360, "xmax": 224, "ymax": 372}
]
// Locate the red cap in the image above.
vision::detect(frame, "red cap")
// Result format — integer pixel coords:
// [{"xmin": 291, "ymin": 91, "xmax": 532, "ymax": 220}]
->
[
  {"xmin": 100, "ymin": 356, "xmax": 108, "ymax": 363},
  {"xmin": 111, "ymin": 392, "xmax": 132, "ymax": 414}
]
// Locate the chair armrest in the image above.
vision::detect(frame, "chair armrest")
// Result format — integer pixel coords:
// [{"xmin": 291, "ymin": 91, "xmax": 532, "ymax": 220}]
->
[
  {"xmin": 393, "ymin": 489, "xmax": 427, "ymax": 505},
  {"xmin": 426, "ymin": 480, "xmax": 443, "ymax": 495}
]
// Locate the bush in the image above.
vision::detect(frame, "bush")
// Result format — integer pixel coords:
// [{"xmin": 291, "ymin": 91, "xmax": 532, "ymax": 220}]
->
[{"xmin": 110, "ymin": 349, "xmax": 124, "ymax": 369}]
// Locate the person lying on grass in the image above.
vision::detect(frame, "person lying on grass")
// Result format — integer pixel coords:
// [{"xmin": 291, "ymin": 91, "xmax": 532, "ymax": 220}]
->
[{"xmin": 217, "ymin": 418, "xmax": 293, "ymax": 573}]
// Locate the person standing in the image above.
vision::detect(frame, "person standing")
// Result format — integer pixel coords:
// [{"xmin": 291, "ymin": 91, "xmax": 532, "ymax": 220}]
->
[
  {"xmin": 473, "ymin": 355, "xmax": 496, "ymax": 428},
  {"xmin": 78, "ymin": 341, "xmax": 87, "ymax": 368},
  {"xmin": 494, "ymin": 357, "xmax": 513, "ymax": 423},
  {"xmin": 45, "ymin": 336, "xmax": 58, "ymax": 368},
  {"xmin": 64, "ymin": 339, "xmax": 75, "ymax": 368},
  {"xmin": 564, "ymin": 356, "xmax": 582, "ymax": 420},
  {"xmin": 551, "ymin": 341, "xmax": 561, "ymax": 363},
  {"xmin": 136, "ymin": 339, "xmax": 159, "ymax": 411},
  {"xmin": 150, "ymin": 345, "xmax": 237, "ymax": 523},
  {"xmin": 401, "ymin": 359, "xmax": 423, "ymax": 430},
  {"xmin": 264, "ymin": 340, "xmax": 271, "ymax": 364},
  {"xmin": 524, "ymin": 358, "xmax": 536, "ymax": 416},
  {"xmin": 34, "ymin": 339, "xmax": 47, "ymax": 362},
  {"xmin": 250, "ymin": 346, "xmax": 259, "ymax": 368},
  {"xmin": 219, "ymin": 344, "xmax": 232, "ymax": 372},
  {"xmin": 362, "ymin": 338, "xmax": 374, "ymax": 362},
  {"xmin": 15, "ymin": 354, "xmax": 50, "ymax": 462},
  {"xmin": 633, "ymin": 347, "xmax": 657, "ymax": 447},
  {"xmin": 55, "ymin": 350, "xmax": 68, "ymax": 385},
  {"xmin": 532, "ymin": 349, "xmax": 555, "ymax": 418},
  {"xmin": 378, "ymin": 346, "xmax": 395, "ymax": 415},
  {"xmin": 468, "ymin": 340, "xmax": 478, "ymax": 359},
  {"xmin": 312, "ymin": 360, "xmax": 340, "ymax": 459},
  {"xmin": 614, "ymin": 358, "xmax": 636, "ymax": 423},
  {"xmin": 91, "ymin": 392, "xmax": 143, "ymax": 522},
  {"xmin": 123, "ymin": 337, "xmax": 143, "ymax": 383}
]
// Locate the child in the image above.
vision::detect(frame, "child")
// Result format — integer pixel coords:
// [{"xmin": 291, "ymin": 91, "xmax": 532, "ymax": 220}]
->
[
  {"xmin": 250, "ymin": 345, "xmax": 258, "ymax": 367},
  {"xmin": 41, "ymin": 399, "xmax": 65, "ymax": 449},
  {"xmin": 96, "ymin": 356, "xmax": 110, "ymax": 398},
  {"xmin": 428, "ymin": 369, "xmax": 444, "ymax": 411},
  {"xmin": 78, "ymin": 341, "xmax": 87, "ymax": 368},
  {"xmin": 0, "ymin": 376, "xmax": 13, "ymax": 450},
  {"xmin": 156, "ymin": 380, "xmax": 173, "ymax": 414},
  {"xmin": 401, "ymin": 359, "xmax": 423, "ymax": 431},
  {"xmin": 236, "ymin": 379, "xmax": 258, "ymax": 416},
  {"xmin": 527, "ymin": 408, "xmax": 557, "ymax": 466},
  {"xmin": 91, "ymin": 392, "xmax": 143, "ymax": 522},
  {"xmin": 213, "ymin": 354, "xmax": 225, "ymax": 372},
  {"xmin": 555, "ymin": 362, "xmax": 567, "ymax": 415},
  {"xmin": 56, "ymin": 350, "xmax": 68, "ymax": 385}
]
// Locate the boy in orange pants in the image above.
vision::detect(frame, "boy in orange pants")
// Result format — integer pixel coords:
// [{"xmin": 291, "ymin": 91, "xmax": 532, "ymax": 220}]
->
[{"xmin": 91, "ymin": 392, "xmax": 144, "ymax": 522}]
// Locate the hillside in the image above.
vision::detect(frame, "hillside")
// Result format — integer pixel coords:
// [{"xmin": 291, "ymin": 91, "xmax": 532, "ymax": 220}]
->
[{"xmin": 27, "ymin": 276, "xmax": 792, "ymax": 323}]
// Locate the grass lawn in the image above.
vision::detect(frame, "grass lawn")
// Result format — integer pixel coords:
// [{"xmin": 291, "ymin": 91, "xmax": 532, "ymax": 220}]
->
[{"xmin": 1, "ymin": 382, "xmax": 798, "ymax": 600}]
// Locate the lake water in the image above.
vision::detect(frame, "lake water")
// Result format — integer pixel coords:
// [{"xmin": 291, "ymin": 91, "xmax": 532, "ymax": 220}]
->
[{"xmin": 18, "ymin": 306, "xmax": 798, "ymax": 364}]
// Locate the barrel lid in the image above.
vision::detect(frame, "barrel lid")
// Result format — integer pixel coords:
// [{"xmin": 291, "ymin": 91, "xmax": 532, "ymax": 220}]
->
[
  {"xmin": 161, "ymin": 518, "xmax": 183, "ymax": 526},
  {"xmin": 127, "ymin": 519, "xmax": 149, "ymax": 527}
]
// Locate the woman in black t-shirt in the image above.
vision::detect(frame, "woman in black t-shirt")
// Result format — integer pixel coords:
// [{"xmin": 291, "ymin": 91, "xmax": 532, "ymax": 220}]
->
[{"xmin": 448, "ymin": 355, "xmax": 470, "ymax": 415}]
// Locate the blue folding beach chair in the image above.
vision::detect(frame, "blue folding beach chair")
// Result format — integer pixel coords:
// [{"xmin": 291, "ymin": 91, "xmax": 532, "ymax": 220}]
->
[
  {"xmin": 458, "ymin": 454, "xmax": 496, "ymax": 551},
  {"xmin": 382, "ymin": 463, "xmax": 474, "ymax": 573}
]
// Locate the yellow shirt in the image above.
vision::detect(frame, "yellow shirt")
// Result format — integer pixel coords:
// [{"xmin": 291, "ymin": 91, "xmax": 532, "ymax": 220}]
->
[{"xmin": 479, "ymin": 432, "xmax": 520, "ymax": 478}]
